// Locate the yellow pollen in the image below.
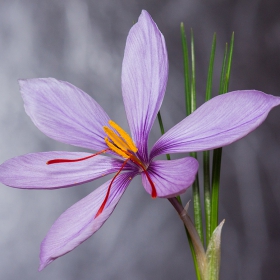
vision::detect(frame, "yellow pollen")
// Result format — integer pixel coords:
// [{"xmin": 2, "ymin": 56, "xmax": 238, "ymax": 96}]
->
[
  {"xmin": 104, "ymin": 137, "xmax": 129, "ymax": 158},
  {"xmin": 104, "ymin": 126, "xmax": 131, "ymax": 152},
  {"xmin": 103, "ymin": 120, "xmax": 138, "ymax": 158},
  {"xmin": 108, "ymin": 120, "xmax": 138, "ymax": 153}
]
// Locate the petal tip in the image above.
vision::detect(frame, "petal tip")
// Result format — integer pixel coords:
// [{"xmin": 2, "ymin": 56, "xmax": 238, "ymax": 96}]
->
[
  {"xmin": 140, "ymin": 9, "xmax": 151, "ymax": 19},
  {"xmin": 38, "ymin": 259, "xmax": 53, "ymax": 272},
  {"xmin": 18, "ymin": 79, "xmax": 25, "ymax": 85},
  {"xmin": 18, "ymin": 79, "xmax": 30, "ymax": 91},
  {"xmin": 39, "ymin": 239, "xmax": 56, "ymax": 271},
  {"xmin": 138, "ymin": 10, "xmax": 157, "ymax": 29},
  {"xmin": 38, "ymin": 256, "xmax": 51, "ymax": 271},
  {"xmin": 38, "ymin": 263, "xmax": 46, "ymax": 272}
]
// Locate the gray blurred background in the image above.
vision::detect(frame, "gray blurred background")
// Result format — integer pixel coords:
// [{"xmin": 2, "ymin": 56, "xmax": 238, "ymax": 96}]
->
[{"xmin": 0, "ymin": 0, "xmax": 280, "ymax": 279}]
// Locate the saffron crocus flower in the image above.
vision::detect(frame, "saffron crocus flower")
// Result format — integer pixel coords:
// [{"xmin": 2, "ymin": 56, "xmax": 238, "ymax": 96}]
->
[{"xmin": 0, "ymin": 10, "xmax": 279, "ymax": 270}]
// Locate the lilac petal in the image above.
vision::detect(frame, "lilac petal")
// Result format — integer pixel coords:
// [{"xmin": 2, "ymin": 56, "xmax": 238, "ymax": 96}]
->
[
  {"xmin": 0, "ymin": 152, "xmax": 132, "ymax": 189},
  {"xmin": 122, "ymin": 10, "xmax": 168, "ymax": 162},
  {"xmin": 39, "ymin": 172, "xmax": 136, "ymax": 271},
  {"xmin": 151, "ymin": 90, "xmax": 280, "ymax": 158},
  {"xmin": 142, "ymin": 157, "xmax": 199, "ymax": 198},
  {"xmin": 20, "ymin": 78, "xmax": 110, "ymax": 151}
]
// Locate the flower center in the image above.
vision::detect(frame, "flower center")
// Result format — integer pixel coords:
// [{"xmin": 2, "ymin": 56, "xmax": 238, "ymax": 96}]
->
[
  {"xmin": 103, "ymin": 120, "xmax": 138, "ymax": 158},
  {"xmin": 46, "ymin": 120, "xmax": 157, "ymax": 218},
  {"xmin": 102, "ymin": 120, "xmax": 157, "ymax": 200}
]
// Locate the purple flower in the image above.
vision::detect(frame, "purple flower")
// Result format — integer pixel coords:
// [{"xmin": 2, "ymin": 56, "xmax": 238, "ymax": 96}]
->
[{"xmin": 0, "ymin": 10, "xmax": 279, "ymax": 270}]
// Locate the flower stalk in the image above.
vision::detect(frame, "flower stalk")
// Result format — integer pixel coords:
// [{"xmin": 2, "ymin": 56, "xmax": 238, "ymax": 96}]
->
[
  {"xmin": 168, "ymin": 198, "xmax": 207, "ymax": 278},
  {"xmin": 158, "ymin": 110, "xmax": 201, "ymax": 279},
  {"xmin": 168, "ymin": 197, "xmax": 225, "ymax": 280}
]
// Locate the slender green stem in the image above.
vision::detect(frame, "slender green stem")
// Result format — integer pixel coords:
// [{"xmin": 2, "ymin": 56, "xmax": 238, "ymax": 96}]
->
[
  {"xmin": 176, "ymin": 193, "xmax": 201, "ymax": 280},
  {"xmin": 223, "ymin": 32, "xmax": 234, "ymax": 93},
  {"xmin": 186, "ymin": 230, "xmax": 202, "ymax": 280},
  {"xmin": 218, "ymin": 44, "xmax": 228, "ymax": 94},
  {"xmin": 191, "ymin": 169, "xmax": 203, "ymax": 243},
  {"xmin": 178, "ymin": 198, "xmax": 202, "ymax": 280},
  {"xmin": 157, "ymin": 111, "xmax": 201, "ymax": 279},
  {"xmin": 181, "ymin": 25, "xmax": 203, "ymax": 246},
  {"xmin": 204, "ymin": 33, "xmax": 216, "ymax": 246},
  {"xmin": 203, "ymin": 150, "xmax": 211, "ymax": 246},
  {"xmin": 190, "ymin": 29, "xmax": 196, "ymax": 113},
  {"xmin": 157, "ymin": 111, "xmax": 170, "ymax": 160},
  {"xmin": 180, "ymin": 23, "xmax": 191, "ymax": 116},
  {"xmin": 205, "ymin": 33, "xmax": 216, "ymax": 101},
  {"xmin": 180, "ymin": 26, "xmax": 203, "ymax": 277},
  {"xmin": 168, "ymin": 198, "xmax": 205, "ymax": 279},
  {"xmin": 210, "ymin": 148, "xmax": 222, "ymax": 234},
  {"xmin": 210, "ymin": 33, "xmax": 234, "ymax": 235},
  {"xmin": 189, "ymin": 30, "xmax": 203, "ymax": 244}
]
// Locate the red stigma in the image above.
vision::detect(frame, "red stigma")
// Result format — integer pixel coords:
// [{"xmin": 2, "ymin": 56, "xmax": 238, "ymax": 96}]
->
[
  {"xmin": 94, "ymin": 156, "xmax": 157, "ymax": 219},
  {"xmin": 46, "ymin": 149, "xmax": 109, "ymax": 165},
  {"xmin": 47, "ymin": 145, "xmax": 157, "ymax": 218},
  {"xmin": 143, "ymin": 168, "xmax": 157, "ymax": 198},
  {"xmin": 129, "ymin": 156, "xmax": 157, "ymax": 199},
  {"xmin": 95, "ymin": 158, "xmax": 130, "ymax": 218}
]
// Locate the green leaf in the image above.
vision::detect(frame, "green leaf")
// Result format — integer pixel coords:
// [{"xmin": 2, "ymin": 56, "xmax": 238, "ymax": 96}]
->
[
  {"xmin": 180, "ymin": 23, "xmax": 191, "ymax": 116},
  {"xmin": 206, "ymin": 220, "xmax": 225, "ymax": 280},
  {"xmin": 188, "ymin": 30, "xmax": 203, "ymax": 244},
  {"xmin": 204, "ymin": 33, "xmax": 216, "ymax": 246},
  {"xmin": 211, "ymin": 32, "xmax": 234, "ymax": 235}
]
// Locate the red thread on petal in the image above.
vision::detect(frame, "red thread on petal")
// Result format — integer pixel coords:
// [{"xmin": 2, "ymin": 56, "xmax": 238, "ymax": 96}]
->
[
  {"xmin": 143, "ymin": 169, "xmax": 157, "ymax": 198},
  {"xmin": 95, "ymin": 158, "xmax": 130, "ymax": 218},
  {"xmin": 46, "ymin": 149, "xmax": 109, "ymax": 164},
  {"xmin": 128, "ymin": 155, "xmax": 157, "ymax": 198}
]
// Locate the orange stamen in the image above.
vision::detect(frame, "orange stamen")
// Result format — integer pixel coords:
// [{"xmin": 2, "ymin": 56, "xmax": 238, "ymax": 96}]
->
[
  {"xmin": 95, "ymin": 158, "xmax": 130, "ymax": 218},
  {"xmin": 46, "ymin": 149, "xmax": 109, "ymax": 164}
]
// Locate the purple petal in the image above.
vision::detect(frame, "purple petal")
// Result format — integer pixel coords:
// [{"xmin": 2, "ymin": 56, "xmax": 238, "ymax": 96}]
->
[
  {"xmin": 39, "ymin": 172, "xmax": 136, "ymax": 271},
  {"xmin": 122, "ymin": 10, "xmax": 168, "ymax": 162},
  {"xmin": 20, "ymin": 78, "xmax": 110, "ymax": 151},
  {"xmin": 151, "ymin": 90, "xmax": 280, "ymax": 158},
  {"xmin": 142, "ymin": 157, "xmax": 199, "ymax": 198},
  {"xmin": 0, "ymin": 152, "xmax": 132, "ymax": 189}
]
